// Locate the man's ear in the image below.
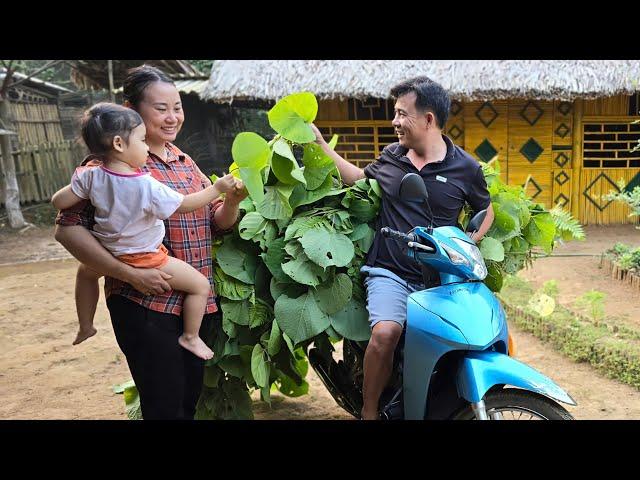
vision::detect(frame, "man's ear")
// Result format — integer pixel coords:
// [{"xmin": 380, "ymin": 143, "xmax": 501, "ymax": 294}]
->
[
  {"xmin": 425, "ymin": 111, "xmax": 436, "ymax": 129},
  {"xmin": 112, "ymin": 135, "xmax": 125, "ymax": 152},
  {"xmin": 123, "ymin": 100, "xmax": 133, "ymax": 109}
]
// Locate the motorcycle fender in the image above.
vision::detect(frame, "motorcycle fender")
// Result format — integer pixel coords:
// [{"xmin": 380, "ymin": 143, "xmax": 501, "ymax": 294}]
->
[{"xmin": 456, "ymin": 351, "xmax": 577, "ymax": 406}]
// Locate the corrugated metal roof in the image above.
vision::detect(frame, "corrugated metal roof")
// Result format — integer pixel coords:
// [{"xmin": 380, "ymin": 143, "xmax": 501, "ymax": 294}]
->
[{"xmin": 0, "ymin": 69, "xmax": 72, "ymax": 94}]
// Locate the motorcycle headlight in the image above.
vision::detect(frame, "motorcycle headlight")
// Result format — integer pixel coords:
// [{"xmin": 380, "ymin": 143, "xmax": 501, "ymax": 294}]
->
[
  {"xmin": 440, "ymin": 241, "xmax": 470, "ymax": 267},
  {"xmin": 449, "ymin": 238, "xmax": 488, "ymax": 280}
]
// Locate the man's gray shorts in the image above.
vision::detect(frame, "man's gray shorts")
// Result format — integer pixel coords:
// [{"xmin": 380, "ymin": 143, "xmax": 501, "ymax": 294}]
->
[{"xmin": 361, "ymin": 265, "xmax": 424, "ymax": 329}]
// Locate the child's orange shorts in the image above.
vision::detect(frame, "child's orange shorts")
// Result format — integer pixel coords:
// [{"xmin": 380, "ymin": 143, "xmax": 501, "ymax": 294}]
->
[{"xmin": 117, "ymin": 244, "xmax": 170, "ymax": 269}]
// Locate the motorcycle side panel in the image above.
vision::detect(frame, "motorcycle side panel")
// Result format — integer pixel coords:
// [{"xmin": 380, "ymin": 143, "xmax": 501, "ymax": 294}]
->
[
  {"xmin": 456, "ymin": 351, "xmax": 578, "ymax": 406},
  {"xmin": 403, "ymin": 284, "xmax": 508, "ymax": 419},
  {"xmin": 408, "ymin": 282, "xmax": 505, "ymax": 348}
]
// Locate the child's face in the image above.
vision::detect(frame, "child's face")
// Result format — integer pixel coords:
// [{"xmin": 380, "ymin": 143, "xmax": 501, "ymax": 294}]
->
[{"xmin": 123, "ymin": 124, "xmax": 150, "ymax": 169}]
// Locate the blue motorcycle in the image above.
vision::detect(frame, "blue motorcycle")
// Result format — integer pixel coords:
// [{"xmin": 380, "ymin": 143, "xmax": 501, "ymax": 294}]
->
[{"xmin": 308, "ymin": 172, "xmax": 576, "ymax": 420}]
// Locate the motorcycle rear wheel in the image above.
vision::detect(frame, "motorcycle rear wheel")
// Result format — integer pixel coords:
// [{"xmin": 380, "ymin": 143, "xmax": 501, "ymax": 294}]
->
[{"xmin": 451, "ymin": 389, "xmax": 574, "ymax": 420}]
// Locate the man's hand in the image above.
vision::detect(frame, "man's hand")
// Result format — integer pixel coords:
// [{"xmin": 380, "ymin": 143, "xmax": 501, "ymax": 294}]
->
[
  {"xmin": 225, "ymin": 178, "xmax": 249, "ymax": 204},
  {"xmin": 310, "ymin": 123, "xmax": 326, "ymax": 146},
  {"xmin": 126, "ymin": 267, "xmax": 173, "ymax": 295}
]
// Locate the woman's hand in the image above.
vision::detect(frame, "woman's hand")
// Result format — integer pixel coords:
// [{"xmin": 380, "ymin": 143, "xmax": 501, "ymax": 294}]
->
[
  {"xmin": 126, "ymin": 268, "xmax": 173, "ymax": 295},
  {"xmin": 225, "ymin": 179, "xmax": 249, "ymax": 204}
]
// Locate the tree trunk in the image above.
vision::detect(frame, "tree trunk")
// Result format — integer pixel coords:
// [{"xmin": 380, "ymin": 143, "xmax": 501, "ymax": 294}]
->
[{"xmin": 0, "ymin": 97, "xmax": 27, "ymax": 228}]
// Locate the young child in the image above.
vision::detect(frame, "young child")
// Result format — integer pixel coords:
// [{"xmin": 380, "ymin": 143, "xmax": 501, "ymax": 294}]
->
[{"xmin": 52, "ymin": 103, "xmax": 236, "ymax": 360}]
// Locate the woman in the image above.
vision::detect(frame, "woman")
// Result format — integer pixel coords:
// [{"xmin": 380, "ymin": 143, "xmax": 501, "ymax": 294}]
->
[{"xmin": 54, "ymin": 65, "xmax": 247, "ymax": 419}]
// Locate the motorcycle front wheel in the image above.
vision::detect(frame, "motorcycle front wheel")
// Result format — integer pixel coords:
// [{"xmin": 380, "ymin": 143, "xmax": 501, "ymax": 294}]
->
[{"xmin": 451, "ymin": 389, "xmax": 574, "ymax": 420}]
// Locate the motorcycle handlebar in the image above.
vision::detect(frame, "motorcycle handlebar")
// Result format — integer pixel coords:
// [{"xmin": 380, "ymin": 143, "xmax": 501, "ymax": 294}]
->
[{"xmin": 380, "ymin": 227, "xmax": 414, "ymax": 243}]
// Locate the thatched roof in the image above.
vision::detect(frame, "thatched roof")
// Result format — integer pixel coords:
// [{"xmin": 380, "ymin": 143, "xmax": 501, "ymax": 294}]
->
[
  {"xmin": 202, "ymin": 60, "xmax": 640, "ymax": 103},
  {"xmin": 68, "ymin": 60, "xmax": 201, "ymax": 90}
]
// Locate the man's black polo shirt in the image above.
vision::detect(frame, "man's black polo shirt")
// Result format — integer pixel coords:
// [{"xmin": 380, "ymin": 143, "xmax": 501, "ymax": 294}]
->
[{"xmin": 363, "ymin": 134, "xmax": 491, "ymax": 284}]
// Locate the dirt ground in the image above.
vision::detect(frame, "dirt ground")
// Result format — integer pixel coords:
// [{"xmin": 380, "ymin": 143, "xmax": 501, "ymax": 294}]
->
[{"xmin": 2, "ymin": 224, "xmax": 640, "ymax": 420}]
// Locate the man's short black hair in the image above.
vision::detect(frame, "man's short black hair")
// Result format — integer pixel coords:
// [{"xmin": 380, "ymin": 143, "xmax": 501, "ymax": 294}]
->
[{"xmin": 390, "ymin": 76, "xmax": 451, "ymax": 129}]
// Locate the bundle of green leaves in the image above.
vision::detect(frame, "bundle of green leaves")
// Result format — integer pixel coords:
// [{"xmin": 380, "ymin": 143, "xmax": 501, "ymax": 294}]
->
[
  {"xmin": 466, "ymin": 161, "xmax": 584, "ymax": 293},
  {"xmin": 196, "ymin": 92, "xmax": 379, "ymax": 419}
]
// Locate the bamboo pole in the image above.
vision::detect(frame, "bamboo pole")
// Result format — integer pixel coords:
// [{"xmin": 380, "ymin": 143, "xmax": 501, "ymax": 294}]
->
[{"xmin": 571, "ymin": 99, "xmax": 583, "ymax": 222}]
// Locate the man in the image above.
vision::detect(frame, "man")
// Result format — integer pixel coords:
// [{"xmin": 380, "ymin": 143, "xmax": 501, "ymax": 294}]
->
[{"xmin": 311, "ymin": 76, "xmax": 495, "ymax": 420}]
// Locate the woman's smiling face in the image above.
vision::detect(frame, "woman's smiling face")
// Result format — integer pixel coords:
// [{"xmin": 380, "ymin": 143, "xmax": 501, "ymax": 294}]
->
[{"xmin": 135, "ymin": 81, "xmax": 184, "ymax": 145}]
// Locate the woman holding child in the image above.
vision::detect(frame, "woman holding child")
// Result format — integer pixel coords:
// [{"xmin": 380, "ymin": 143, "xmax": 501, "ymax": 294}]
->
[{"xmin": 54, "ymin": 65, "xmax": 247, "ymax": 420}]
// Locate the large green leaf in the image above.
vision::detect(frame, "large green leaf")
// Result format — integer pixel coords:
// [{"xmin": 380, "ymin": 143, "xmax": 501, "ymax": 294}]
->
[
  {"xmin": 299, "ymin": 228, "xmax": 355, "ymax": 268},
  {"xmin": 267, "ymin": 92, "xmax": 318, "ymax": 143},
  {"xmin": 302, "ymin": 143, "xmax": 336, "ymax": 190},
  {"xmin": 249, "ymin": 301, "xmax": 271, "ymax": 329},
  {"xmin": 348, "ymin": 198, "xmax": 378, "ymax": 222},
  {"xmin": 330, "ymin": 300, "xmax": 371, "ymax": 341},
  {"xmin": 523, "ymin": 212, "xmax": 556, "ymax": 254},
  {"xmin": 251, "ymin": 344, "xmax": 270, "ymax": 388},
  {"xmin": 262, "ymin": 237, "xmax": 289, "ymax": 283},
  {"xmin": 488, "ymin": 206, "xmax": 518, "ymax": 242},
  {"xmin": 256, "ymin": 186, "xmax": 293, "ymax": 220},
  {"xmin": 267, "ymin": 320, "xmax": 282, "ymax": 356},
  {"xmin": 484, "ymin": 261, "xmax": 504, "ymax": 292},
  {"xmin": 275, "ymin": 374, "xmax": 309, "ymax": 397},
  {"xmin": 281, "ymin": 253, "xmax": 326, "ymax": 286},
  {"xmin": 274, "ymin": 291, "xmax": 330, "ymax": 345},
  {"xmin": 479, "ymin": 236, "xmax": 505, "ymax": 262},
  {"xmin": 231, "ymin": 132, "xmax": 271, "ymax": 168},
  {"xmin": 314, "ymin": 273, "xmax": 353, "ymax": 315},
  {"xmin": 289, "ymin": 175, "xmax": 345, "ymax": 209},
  {"xmin": 220, "ymin": 298, "xmax": 250, "ymax": 326},
  {"xmin": 214, "ymin": 267, "xmax": 254, "ymax": 301},
  {"xmin": 231, "ymin": 132, "xmax": 271, "ymax": 204},
  {"xmin": 271, "ymin": 139, "xmax": 306, "ymax": 185},
  {"xmin": 238, "ymin": 212, "xmax": 267, "ymax": 240},
  {"xmin": 216, "ymin": 241, "xmax": 255, "ymax": 284},
  {"xmin": 218, "ymin": 356, "xmax": 244, "ymax": 379}
]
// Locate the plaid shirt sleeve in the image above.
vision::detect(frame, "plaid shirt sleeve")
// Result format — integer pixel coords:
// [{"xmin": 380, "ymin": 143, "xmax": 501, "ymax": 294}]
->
[{"xmin": 209, "ymin": 198, "xmax": 237, "ymax": 237}]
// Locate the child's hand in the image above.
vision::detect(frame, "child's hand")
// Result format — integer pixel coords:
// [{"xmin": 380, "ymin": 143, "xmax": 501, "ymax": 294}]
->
[{"xmin": 214, "ymin": 173, "xmax": 236, "ymax": 193}]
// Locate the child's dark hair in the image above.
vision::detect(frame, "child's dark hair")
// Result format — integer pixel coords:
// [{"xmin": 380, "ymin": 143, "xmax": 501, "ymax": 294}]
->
[
  {"xmin": 122, "ymin": 65, "xmax": 174, "ymax": 110},
  {"xmin": 80, "ymin": 103, "xmax": 143, "ymax": 155}
]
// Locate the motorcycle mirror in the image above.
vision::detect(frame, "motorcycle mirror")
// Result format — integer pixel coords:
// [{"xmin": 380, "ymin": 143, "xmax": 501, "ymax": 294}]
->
[
  {"xmin": 399, "ymin": 173, "xmax": 428, "ymax": 203},
  {"xmin": 466, "ymin": 209, "xmax": 487, "ymax": 233}
]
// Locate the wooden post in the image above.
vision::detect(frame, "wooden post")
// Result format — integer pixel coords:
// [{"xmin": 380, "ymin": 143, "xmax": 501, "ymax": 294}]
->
[
  {"xmin": 571, "ymin": 99, "xmax": 583, "ymax": 222},
  {"xmin": 0, "ymin": 97, "xmax": 28, "ymax": 227},
  {"xmin": 108, "ymin": 60, "xmax": 115, "ymax": 103}
]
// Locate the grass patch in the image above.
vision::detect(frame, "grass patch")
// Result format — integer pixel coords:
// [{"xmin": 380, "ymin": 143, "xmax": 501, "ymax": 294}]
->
[{"xmin": 500, "ymin": 275, "xmax": 640, "ymax": 390}]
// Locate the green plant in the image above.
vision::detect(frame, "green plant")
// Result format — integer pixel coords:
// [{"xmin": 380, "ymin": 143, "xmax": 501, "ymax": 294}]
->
[
  {"xmin": 462, "ymin": 159, "xmax": 584, "ymax": 293},
  {"xmin": 605, "ymin": 242, "xmax": 640, "ymax": 271},
  {"xmin": 574, "ymin": 290, "xmax": 607, "ymax": 324},
  {"xmin": 541, "ymin": 279, "xmax": 560, "ymax": 299},
  {"xmin": 604, "ymin": 182, "xmax": 640, "ymax": 222}
]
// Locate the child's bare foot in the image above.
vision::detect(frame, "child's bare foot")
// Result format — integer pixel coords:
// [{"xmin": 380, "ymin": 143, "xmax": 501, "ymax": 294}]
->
[
  {"xmin": 73, "ymin": 326, "xmax": 97, "ymax": 345},
  {"xmin": 178, "ymin": 334, "xmax": 214, "ymax": 360}
]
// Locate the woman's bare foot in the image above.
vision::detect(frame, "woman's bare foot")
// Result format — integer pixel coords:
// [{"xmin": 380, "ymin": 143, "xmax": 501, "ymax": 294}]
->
[
  {"xmin": 178, "ymin": 334, "xmax": 214, "ymax": 360},
  {"xmin": 73, "ymin": 326, "xmax": 97, "ymax": 345}
]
